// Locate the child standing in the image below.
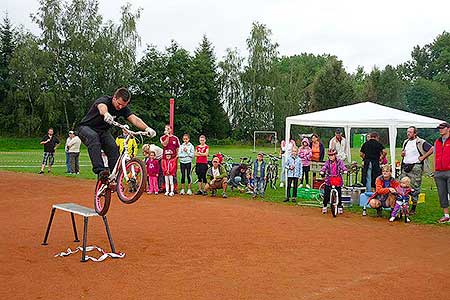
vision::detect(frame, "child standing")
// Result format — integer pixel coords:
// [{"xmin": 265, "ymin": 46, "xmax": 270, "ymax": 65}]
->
[
  {"xmin": 320, "ymin": 149, "xmax": 348, "ymax": 214},
  {"xmin": 389, "ymin": 176, "xmax": 413, "ymax": 223},
  {"xmin": 298, "ymin": 137, "xmax": 312, "ymax": 188},
  {"xmin": 252, "ymin": 152, "xmax": 266, "ymax": 198},
  {"xmin": 178, "ymin": 133, "xmax": 195, "ymax": 195},
  {"xmin": 283, "ymin": 147, "xmax": 302, "ymax": 203},
  {"xmin": 195, "ymin": 135, "xmax": 209, "ymax": 195},
  {"xmin": 161, "ymin": 150, "xmax": 177, "ymax": 197},
  {"xmin": 145, "ymin": 150, "xmax": 159, "ymax": 195}
]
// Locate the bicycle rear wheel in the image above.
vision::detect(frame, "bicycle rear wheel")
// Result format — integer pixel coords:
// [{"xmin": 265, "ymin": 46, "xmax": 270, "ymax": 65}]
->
[
  {"xmin": 117, "ymin": 158, "xmax": 147, "ymax": 204},
  {"xmin": 94, "ymin": 180, "xmax": 111, "ymax": 216},
  {"xmin": 330, "ymin": 190, "xmax": 338, "ymax": 218}
]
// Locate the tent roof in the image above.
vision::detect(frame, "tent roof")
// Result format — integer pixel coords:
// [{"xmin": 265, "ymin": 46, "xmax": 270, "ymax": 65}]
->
[{"xmin": 286, "ymin": 102, "xmax": 444, "ymax": 128}]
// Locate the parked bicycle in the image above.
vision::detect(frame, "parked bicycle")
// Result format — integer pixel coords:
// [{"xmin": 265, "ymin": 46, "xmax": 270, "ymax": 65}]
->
[
  {"xmin": 94, "ymin": 121, "xmax": 151, "ymax": 215},
  {"xmin": 264, "ymin": 153, "xmax": 280, "ymax": 190}
]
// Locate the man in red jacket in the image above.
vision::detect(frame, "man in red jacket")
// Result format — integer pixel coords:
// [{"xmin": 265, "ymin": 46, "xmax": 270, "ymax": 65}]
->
[{"xmin": 434, "ymin": 122, "xmax": 450, "ymax": 223}]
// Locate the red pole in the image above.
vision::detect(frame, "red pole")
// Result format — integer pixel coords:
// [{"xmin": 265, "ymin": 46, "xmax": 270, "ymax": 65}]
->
[{"xmin": 169, "ymin": 98, "xmax": 174, "ymax": 130}]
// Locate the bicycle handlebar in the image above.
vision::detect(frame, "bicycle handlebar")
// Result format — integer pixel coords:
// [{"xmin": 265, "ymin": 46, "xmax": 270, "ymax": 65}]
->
[{"xmin": 111, "ymin": 120, "xmax": 151, "ymax": 137}]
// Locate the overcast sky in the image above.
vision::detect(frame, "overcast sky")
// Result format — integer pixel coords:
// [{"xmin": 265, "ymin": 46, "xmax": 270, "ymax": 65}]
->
[{"xmin": 3, "ymin": 0, "xmax": 450, "ymax": 72}]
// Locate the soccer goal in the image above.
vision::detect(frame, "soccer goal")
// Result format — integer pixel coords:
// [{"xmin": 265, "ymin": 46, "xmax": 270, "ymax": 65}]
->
[{"xmin": 253, "ymin": 131, "xmax": 278, "ymax": 153}]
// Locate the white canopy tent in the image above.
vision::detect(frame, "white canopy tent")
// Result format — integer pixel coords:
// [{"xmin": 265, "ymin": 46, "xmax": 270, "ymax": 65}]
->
[{"xmin": 285, "ymin": 102, "xmax": 444, "ymax": 177}]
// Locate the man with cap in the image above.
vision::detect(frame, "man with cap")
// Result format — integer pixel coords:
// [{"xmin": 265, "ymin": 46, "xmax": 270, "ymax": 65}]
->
[
  {"xmin": 434, "ymin": 122, "xmax": 450, "ymax": 223},
  {"xmin": 329, "ymin": 128, "xmax": 348, "ymax": 162},
  {"xmin": 399, "ymin": 126, "xmax": 434, "ymax": 215},
  {"xmin": 66, "ymin": 131, "xmax": 82, "ymax": 174}
]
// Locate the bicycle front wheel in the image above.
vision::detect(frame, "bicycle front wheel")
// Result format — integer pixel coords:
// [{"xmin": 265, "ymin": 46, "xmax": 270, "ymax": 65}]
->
[
  {"xmin": 330, "ymin": 190, "xmax": 338, "ymax": 218},
  {"xmin": 94, "ymin": 180, "xmax": 111, "ymax": 216},
  {"xmin": 117, "ymin": 158, "xmax": 147, "ymax": 204}
]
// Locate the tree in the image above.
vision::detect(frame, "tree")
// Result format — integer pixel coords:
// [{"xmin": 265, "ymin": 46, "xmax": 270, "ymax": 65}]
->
[
  {"xmin": 0, "ymin": 14, "xmax": 15, "ymax": 109},
  {"xmin": 190, "ymin": 35, "xmax": 229, "ymax": 139},
  {"xmin": 241, "ymin": 22, "xmax": 278, "ymax": 138},
  {"xmin": 310, "ymin": 58, "xmax": 354, "ymax": 111}
]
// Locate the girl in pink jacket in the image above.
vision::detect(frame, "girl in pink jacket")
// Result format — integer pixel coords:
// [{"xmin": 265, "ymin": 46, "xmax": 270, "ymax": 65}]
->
[{"xmin": 298, "ymin": 137, "xmax": 312, "ymax": 188}]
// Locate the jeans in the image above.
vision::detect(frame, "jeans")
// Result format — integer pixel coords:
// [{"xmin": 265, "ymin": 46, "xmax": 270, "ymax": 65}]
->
[
  {"xmin": 253, "ymin": 177, "xmax": 265, "ymax": 196},
  {"xmin": 228, "ymin": 176, "xmax": 241, "ymax": 188},
  {"xmin": 78, "ymin": 126, "xmax": 119, "ymax": 174},
  {"xmin": 434, "ymin": 170, "xmax": 450, "ymax": 208},
  {"xmin": 365, "ymin": 161, "xmax": 372, "ymax": 192},
  {"xmin": 286, "ymin": 177, "xmax": 298, "ymax": 199},
  {"xmin": 65, "ymin": 151, "xmax": 72, "ymax": 173}
]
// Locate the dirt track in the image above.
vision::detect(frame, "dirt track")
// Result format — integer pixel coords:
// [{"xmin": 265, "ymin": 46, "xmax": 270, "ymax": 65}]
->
[{"xmin": 1, "ymin": 171, "xmax": 449, "ymax": 300}]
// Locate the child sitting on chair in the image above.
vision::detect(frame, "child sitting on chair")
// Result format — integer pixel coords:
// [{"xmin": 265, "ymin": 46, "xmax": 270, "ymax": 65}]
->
[
  {"xmin": 389, "ymin": 176, "xmax": 413, "ymax": 223},
  {"xmin": 320, "ymin": 149, "xmax": 348, "ymax": 214}
]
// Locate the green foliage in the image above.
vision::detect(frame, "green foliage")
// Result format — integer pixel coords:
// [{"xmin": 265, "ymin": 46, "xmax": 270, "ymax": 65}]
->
[{"xmin": 310, "ymin": 58, "xmax": 354, "ymax": 111}]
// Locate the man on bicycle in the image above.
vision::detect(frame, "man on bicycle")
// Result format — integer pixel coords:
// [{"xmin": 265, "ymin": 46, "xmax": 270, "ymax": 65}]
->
[{"xmin": 78, "ymin": 87, "xmax": 156, "ymax": 180}]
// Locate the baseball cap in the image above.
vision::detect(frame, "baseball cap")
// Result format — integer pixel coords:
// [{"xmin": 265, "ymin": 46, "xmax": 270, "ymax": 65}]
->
[
  {"xmin": 68, "ymin": 130, "xmax": 74, "ymax": 134},
  {"xmin": 335, "ymin": 128, "xmax": 342, "ymax": 134},
  {"xmin": 437, "ymin": 122, "xmax": 450, "ymax": 129}
]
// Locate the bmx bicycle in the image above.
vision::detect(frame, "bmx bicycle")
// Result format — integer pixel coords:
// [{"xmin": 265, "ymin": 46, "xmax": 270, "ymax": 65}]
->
[
  {"xmin": 319, "ymin": 172, "xmax": 346, "ymax": 218},
  {"xmin": 94, "ymin": 121, "xmax": 151, "ymax": 216},
  {"xmin": 264, "ymin": 153, "xmax": 280, "ymax": 190}
]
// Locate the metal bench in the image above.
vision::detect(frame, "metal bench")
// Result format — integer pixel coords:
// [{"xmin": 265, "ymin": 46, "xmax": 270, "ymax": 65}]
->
[{"xmin": 41, "ymin": 203, "xmax": 116, "ymax": 262}]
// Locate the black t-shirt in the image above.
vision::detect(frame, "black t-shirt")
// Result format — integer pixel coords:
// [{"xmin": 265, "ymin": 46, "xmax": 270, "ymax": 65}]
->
[
  {"xmin": 79, "ymin": 96, "xmax": 132, "ymax": 132},
  {"xmin": 360, "ymin": 139, "xmax": 384, "ymax": 161},
  {"xmin": 41, "ymin": 135, "xmax": 60, "ymax": 153}
]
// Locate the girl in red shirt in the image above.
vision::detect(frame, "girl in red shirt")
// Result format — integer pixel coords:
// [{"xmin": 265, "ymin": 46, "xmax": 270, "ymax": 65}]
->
[
  {"xmin": 195, "ymin": 135, "xmax": 209, "ymax": 195},
  {"xmin": 162, "ymin": 150, "xmax": 177, "ymax": 196}
]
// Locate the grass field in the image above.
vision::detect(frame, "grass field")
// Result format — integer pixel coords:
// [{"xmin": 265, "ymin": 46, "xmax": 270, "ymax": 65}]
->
[{"xmin": 0, "ymin": 138, "xmax": 446, "ymax": 225}]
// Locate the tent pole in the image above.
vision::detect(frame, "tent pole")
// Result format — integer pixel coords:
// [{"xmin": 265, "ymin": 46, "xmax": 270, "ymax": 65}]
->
[
  {"xmin": 284, "ymin": 120, "xmax": 291, "ymax": 197},
  {"xmin": 344, "ymin": 126, "xmax": 351, "ymax": 163},
  {"xmin": 388, "ymin": 126, "xmax": 397, "ymax": 177}
]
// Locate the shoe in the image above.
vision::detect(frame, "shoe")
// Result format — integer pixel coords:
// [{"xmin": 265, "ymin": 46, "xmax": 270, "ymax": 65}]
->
[
  {"xmin": 283, "ymin": 198, "xmax": 290, "ymax": 203},
  {"xmin": 410, "ymin": 207, "xmax": 416, "ymax": 215},
  {"xmin": 252, "ymin": 194, "xmax": 257, "ymax": 199},
  {"xmin": 47, "ymin": 170, "xmax": 51, "ymax": 173},
  {"xmin": 146, "ymin": 191, "xmax": 151, "ymax": 194},
  {"xmin": 376, "ymin": 208, "xmax": 382, "ymax": 218},
  {"xmin": 299, "ymin": 184, "xmax": 303, "ymax": 188},
  {"xmin": 279, "ymin": 182, "xmax": 284, "ymax": 188},
  {"xmin": 389, "ymin": 217, "xmax": 395, "ymax": 222},
  {"xmin": 164, "ymin": 191, "xmax": 169, "ymax": 196},
  {"xmin": 180, "ymin": 189, "xmax": 185, "ymax": 195},
  {"xmin": 292, "ymin": 198, "xmax": 297, "ymax": 203},
  {"xmin": 306, "ymin": 184, "xmax": 311, "ymax": 189},
  {"xmin": 169, "ymin": 192, "xmax": 174, "ymax": 197},
  {"xmin": 338, "ymin": 207, "xmax": 343, "ymax": 214},
  {"xmin": 195, "ymin": 190, "xmax": 203, "ymax": 195},
  {"xmin": 38, "ymin": 171, "xmax": 44, "ymax": 174},
  {"xmin": 98, "ymin": 169, "xmax": 110, "ymax": 184},
  {"xmin": 438, "ymin": 216, "xmax": 450, "ymax": 223},
  {"xmin": 155, "ymin": 192, "xmax": 158, "ymax": 195},
  {"xmin": 322, "ymin": 207, "xmax": 327, "ymax": 214},
  {"xmin": 211, "ymin": 191, "xmax": 216, "ymax": 197},
  {"xmin": 222, "ymin": 193, "xmax": 228, "ymax": 198},
  {"xmin": 187, "ymin": 189, "xmax": 192, "ymax": 195},
  {"xmin": 406, "ymin": 217, "xmax": 411, "ymax": 223}
]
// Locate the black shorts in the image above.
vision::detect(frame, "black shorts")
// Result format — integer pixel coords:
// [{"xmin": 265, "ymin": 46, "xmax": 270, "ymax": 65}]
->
[{"xmin": 195, "ymin": 163, "xmax": 208, "ymax": 183}]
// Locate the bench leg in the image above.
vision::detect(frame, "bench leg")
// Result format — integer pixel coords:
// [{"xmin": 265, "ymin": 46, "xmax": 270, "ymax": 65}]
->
[
  {"xmin": 102, "ymin": 215, "xmax": 116, "ymax": 253},
  {"xmin": 81, "ymin": 217, "xmax": 88, "ymax": 262},
  {"xmin": 42, "ymin": 208, "xmax": 56, "ymax": 245},
  {"xmin": 70, "ymin": 213, "xmax": 80, "ymax": 242}
]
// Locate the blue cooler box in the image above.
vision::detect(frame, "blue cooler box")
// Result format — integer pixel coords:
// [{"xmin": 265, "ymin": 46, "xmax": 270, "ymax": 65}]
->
[{"xmin": 359, "ymin": 192, "xmax": 374, "ymax": 207}]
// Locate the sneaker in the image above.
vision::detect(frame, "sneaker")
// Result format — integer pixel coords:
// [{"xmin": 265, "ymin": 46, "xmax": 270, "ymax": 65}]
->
[
  {"xmin": 389, "ymin": 217, "xmax": 395, "ymax": 222},
  {"xmin": 38, "ymin": 171, "xmax": 44, "ymax": 174},
  {"xmin": 252, "ymin": 194, "xmax": 257, "ymax": 199},
  {"xmin": 211, "ymin": 191, "xmax": 216, "ymax": 197},
  {"xmin": 306, "ymin": 184, "xmax": 311, "ymax": 189},
  {"xmin": 180, "ymin": 189, "xmax": 185, "ymax": 195},
  {"xmin": 47, "ymin": 170, "xmax": 51, "ymax": 173},
  {"xmin": 155, "ymin": 192, "xmax": 158, "ymax": 195},
  {"xmin": 376, "ymin": 208, "xmax": 382, "ymax": 218},
  {"xmin": 98, "ymin": 169, "xmax": 110, "ymax": 184},
  {"xmin": 195, "ymin": 190, "xmax": 203, "ymax": 195},
  {"xmin": 322, "ymin": 207, "xmax": 327, "ymax": 214},
  {"xmin": 279, "ymin": 182, "xmax": 284, "ymax": 188},
  {"xmin": 292, "ymin": 198, "xmax": 297, "ymax": 203},
  {"xmin": 338, "ymin": 207, "xmax": 343, "ymax": 214},
  {"xmin": 169, "ymin": 192, "xmax": 174, "ymax": 197},
  {"xmin": 146, "ymin": 191, "xmax": 151, "ymax": 194},
  {"xmin": 222, "ymin": 193, "xmax": 228, "ymax": 198},
  {"xmin": 438, "ymin": 216, "xmax": 450, "ymax": 223},
  {"xmin": 283, "ymin": 198, "xmax": 290, "ymax": 203},
  {"xmin": 406, "ymin": 217, "xmax": 411, "ymax": 223},
  {"xmin": 187, "ymin": 189, "xmax": 192, "ymax": 195},
  {"xmin": 164, "ymin": 191, "xmax": 169, "ymax": 196},
  {"xmin": 299, "ymin": 184, "xmax": 303, "ymax": 188}
]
